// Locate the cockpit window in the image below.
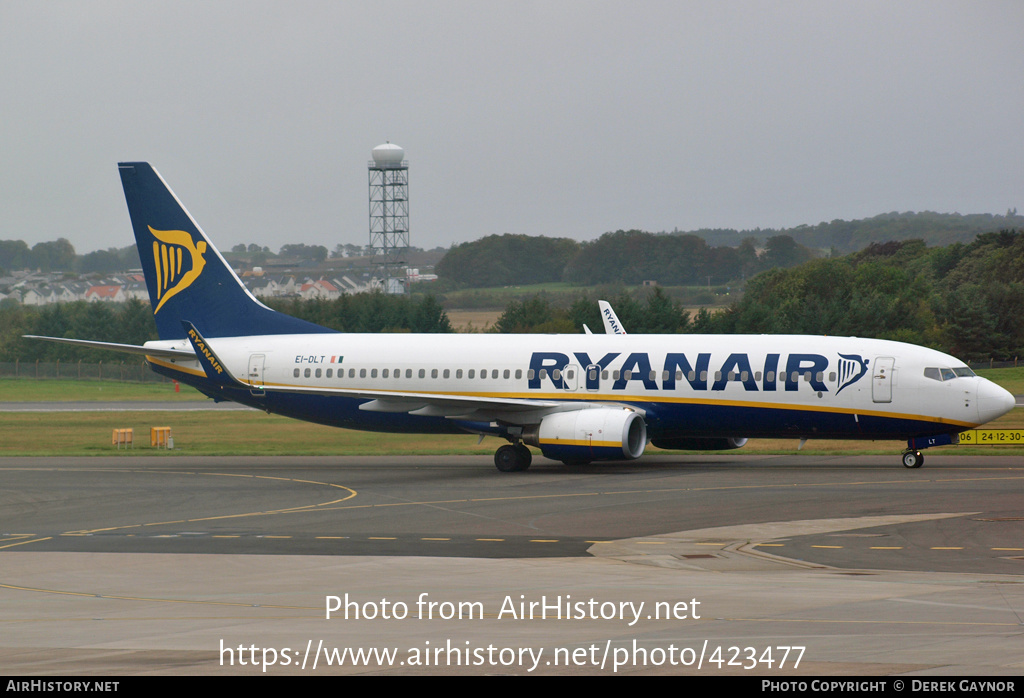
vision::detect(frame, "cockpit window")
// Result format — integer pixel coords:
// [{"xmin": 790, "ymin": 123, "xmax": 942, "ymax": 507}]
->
[{"xmin": 924, "ymin": 366, "xmax": 976, "ymax": 382}]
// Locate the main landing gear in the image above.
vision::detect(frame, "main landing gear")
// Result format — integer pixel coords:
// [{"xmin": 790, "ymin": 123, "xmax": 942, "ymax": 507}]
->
[
  {"xmin": 494, "ymin": 443, "xmax": 532, "ymax": 472},
  {"xmin": 901, "ymin": 450, "xmax": 924, "ymax": 469}
]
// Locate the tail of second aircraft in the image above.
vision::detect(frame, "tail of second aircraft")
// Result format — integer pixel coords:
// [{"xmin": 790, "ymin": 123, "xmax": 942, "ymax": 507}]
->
[{"xmin": 118, "ymin": 162, "xmax": 335, "ymax": 340}]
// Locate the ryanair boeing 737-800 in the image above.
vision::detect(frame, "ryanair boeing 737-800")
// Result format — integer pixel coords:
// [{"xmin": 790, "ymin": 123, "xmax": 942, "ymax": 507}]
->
[{"xmin": 27, "ymin": 163, "xmax": 1016, "ymax": 471}]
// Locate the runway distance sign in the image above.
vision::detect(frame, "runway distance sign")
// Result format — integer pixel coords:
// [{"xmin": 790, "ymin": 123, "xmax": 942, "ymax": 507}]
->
[{"xmin": 958, "ymin": 429, "xmax": 1024, "ymax": 445}]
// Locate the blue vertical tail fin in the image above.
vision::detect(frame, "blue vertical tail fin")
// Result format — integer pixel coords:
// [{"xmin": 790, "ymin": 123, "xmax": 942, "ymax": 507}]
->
[{"xmin": 118, "ymin": 162, "xmax": 335, "ymax": 339}]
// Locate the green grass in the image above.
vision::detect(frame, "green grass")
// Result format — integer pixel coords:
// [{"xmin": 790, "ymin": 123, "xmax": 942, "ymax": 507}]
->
[
  {"xmin": 0, "ymin": 378, "xmax": 205, "ymax": 402},
  {"xmin": 0, "ymin": 411, "xmax": 502, "ymax": 457},
  {"xmin": 975, "ymin": 366, "xmax": 1024, "ymax": 395}
]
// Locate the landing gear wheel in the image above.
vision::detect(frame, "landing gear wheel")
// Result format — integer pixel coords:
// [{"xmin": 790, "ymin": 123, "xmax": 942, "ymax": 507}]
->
[
  {"xmin": 902, "ymin": 450, "xmax": 924, "ymax": 469},
  {"xmin": 495, "ymin": 444, "xmax": 530, "ymax": 472}
]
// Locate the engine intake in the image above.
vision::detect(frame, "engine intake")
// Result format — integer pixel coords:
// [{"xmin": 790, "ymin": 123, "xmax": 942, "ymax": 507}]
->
[{"xmin": 524, "ymin": 408, "xmax": 647, "ymax": 462}]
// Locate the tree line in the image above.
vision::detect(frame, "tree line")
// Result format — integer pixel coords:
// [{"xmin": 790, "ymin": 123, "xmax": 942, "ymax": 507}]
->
[
  {"xmin": 707, "ymin": 232, "xmax": 1024, "ymax": 361},
  {"xmin": 489, "ymin": 231, "xmax": 1024, "ymax": 362},
  {"xmin": 437, "ymin": 230, "xmax": 816, "ymax": 289},
  {"xmin": 5, "ymin": 229, "xmax": 1021, "ymax": 364},
  {"xmin": 0, "ymin": 293, "xmax": 453, "ymax": 363}
]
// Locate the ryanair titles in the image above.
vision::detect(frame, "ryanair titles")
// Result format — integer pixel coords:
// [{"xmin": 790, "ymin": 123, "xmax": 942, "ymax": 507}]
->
[
  {"xmin": 528, "ymin": 351, "xmax": 870, "ymax": 394},
  {"xmin": 186, "ymin": 327, "xmax": 224, "ymax": 375}
]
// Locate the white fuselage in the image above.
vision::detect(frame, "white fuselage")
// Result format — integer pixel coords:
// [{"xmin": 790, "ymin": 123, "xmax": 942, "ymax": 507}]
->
[{"xmin": 146, "ymin": 332, "xmax": 1013, "ymax": 440}]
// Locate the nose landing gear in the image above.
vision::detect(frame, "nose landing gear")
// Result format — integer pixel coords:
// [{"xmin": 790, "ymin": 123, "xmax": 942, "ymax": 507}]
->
[{"xmin": 901, "ymin": 450, "xmax": 924, "ymax": 469}]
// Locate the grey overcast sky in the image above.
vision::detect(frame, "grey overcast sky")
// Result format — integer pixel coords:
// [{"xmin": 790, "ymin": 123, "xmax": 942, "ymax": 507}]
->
[{"xmin": 2, "ymin": 1, "xmax": 1021, "ymax": 254}]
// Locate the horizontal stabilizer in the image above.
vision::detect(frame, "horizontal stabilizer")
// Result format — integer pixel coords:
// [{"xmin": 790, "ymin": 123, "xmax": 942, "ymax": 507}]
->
[{"xmin": 22, "ymin": 335, "xmax": 195, "ymax": 360}]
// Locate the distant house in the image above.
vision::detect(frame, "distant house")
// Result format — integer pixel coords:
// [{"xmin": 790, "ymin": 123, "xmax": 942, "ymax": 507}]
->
[
  {"xmin": 247, "ymin": 277, "xmax": 275, "ymax": 298},
  {"xmin": 53, "ymin": 283, "xmax": 85, "ymax": 302},
  {"xmin": 299, "ymin": 279, "xmax": 341, "ymax": 300},
  {"xmin": 85, "ymin": 285, "xmax": 126, "ymax": 303},
  {"xmin": 22, "ymin": 287, "xmax": 56, "ymax": 306},
  {"xmin": 124, "ymin": 281, "xmax": 149, "ymax": 302}
]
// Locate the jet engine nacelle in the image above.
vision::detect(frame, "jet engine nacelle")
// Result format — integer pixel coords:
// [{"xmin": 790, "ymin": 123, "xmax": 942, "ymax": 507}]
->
[
  {"xmin": 524, "ymin": 408, "xmax": 647, "ymax": 463},
  {"xmin": 649, "ymin": 436, "xmax": 748, "ymax": 451}
]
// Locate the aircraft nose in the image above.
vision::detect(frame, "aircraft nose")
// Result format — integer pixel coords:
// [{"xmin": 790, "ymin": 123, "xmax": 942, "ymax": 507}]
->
[{"xmin": 976, "ymin": 378, "xmax": 1016, "ymax": 425}]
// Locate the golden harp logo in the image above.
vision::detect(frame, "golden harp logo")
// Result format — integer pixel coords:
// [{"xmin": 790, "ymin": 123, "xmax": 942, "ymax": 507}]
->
[{"xmin": 149, "ymin": 226, "xmax": 207, "ymax": 314}]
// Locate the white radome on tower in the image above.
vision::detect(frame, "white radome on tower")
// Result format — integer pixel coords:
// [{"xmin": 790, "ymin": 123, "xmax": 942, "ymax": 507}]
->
[{"xmin": 371, "ymin": 142, "xmax": 405, "ymax": 168}]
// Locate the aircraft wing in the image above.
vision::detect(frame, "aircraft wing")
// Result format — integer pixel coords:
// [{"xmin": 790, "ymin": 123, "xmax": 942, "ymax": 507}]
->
[{"xmin": 275, "ymin": 383, "xmax": 570, "ymax": 422}]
